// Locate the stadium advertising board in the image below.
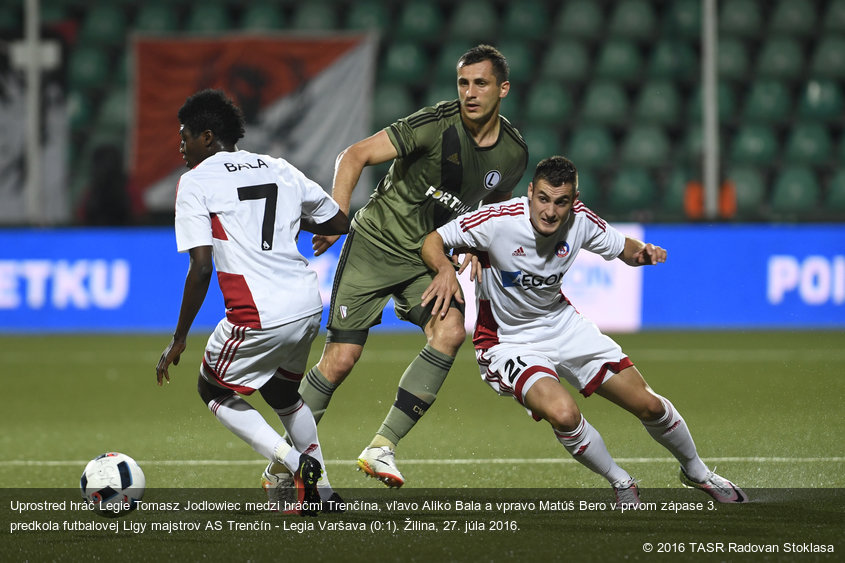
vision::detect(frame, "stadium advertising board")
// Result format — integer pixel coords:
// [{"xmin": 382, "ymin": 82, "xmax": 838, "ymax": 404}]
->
[{"xmin": 0, "ymin": 225, "xmax": 842, "ymax": 332}]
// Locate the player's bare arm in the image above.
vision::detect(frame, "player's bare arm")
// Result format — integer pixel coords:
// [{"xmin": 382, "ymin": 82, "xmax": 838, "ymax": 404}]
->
[
  {"xmin": 421, "ymin": 231, "xmax": 464, "ymax": 320},
  {"xmin": 156, "ymin": 245, "xmax": 213, "ymax": 385},
  {"xmin": 301, "ymin": 209, "xmax": 350, "ymax": 236},
  {"xmin": 312, "ymin": 130, "xmax": 399, "ymax": 256},
  {"xmin": 618, "ymin": 237, "xmax": 667, "ymax": 267}
]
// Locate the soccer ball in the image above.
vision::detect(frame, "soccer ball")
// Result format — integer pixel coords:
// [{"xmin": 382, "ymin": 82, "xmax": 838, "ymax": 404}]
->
[{"xmin": 80, "ymin": 452, "xmax": 145, "ymax": 517}]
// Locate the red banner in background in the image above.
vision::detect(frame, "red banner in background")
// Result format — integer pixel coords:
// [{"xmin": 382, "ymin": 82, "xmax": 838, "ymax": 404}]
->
[{"xmin": 130, "ymin": 34, "xmax": 376, "ymax": 215}]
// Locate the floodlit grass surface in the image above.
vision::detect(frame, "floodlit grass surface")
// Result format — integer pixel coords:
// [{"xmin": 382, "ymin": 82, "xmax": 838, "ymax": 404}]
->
[{"xmin": 1, "ymin": 332, "xmax": 843, "ymax": 561}]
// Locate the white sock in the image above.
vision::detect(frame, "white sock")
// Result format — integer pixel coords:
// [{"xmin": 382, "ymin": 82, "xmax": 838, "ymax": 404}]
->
[
  {"xmin": 208, "ymin": 394, "xmax": 288, "ymax": 463},
  {"xmin": 642, "ymin": 396, "xmax": 709, "ymax": 481},
  {"xmin": 555, "ymin": 415, "xmax": 631, "ymax": 486},
  {"xmin": 275, "ymin": 399, "xmax": 332, "ymax": 497}
]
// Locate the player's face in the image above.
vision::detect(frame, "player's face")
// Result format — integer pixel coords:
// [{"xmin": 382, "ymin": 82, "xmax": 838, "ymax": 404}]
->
[
  {"xmin": 179, "ymin": 125, "xmax": 209, "ymax": 169},
  {"xmin": 527, "ymin": 179, "xmax": 579, "ymax": 236},
  {"xmin": 457, "ymin": 60, "xmax": 509, "ymax": 125}
]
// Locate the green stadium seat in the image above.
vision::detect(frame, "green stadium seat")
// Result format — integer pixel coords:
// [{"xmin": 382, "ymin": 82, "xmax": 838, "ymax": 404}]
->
[
  {"xmin": 730, "ymin": 124, "xmax": 779, "ymax": 164},
  {"xmin": 433, "ymin": 41, "xmax": 473, "ymax": 81},
  {"xmin": 620, "ymin": 125, "xmax": 671, "ymax": 167},
  {"xmin": 567, "ymin": 125, "xmax": 615, "ymax": 168},
  {"xmin": 381, "ymin": 41, "xmax": 429, "ymax": 85},
  {"xmin": 717, "ymin": 37, "xmax": 750, "ymax": 81},
  {"xmin": 688, "ymin": 82, "xmax": 737, "ymax": 123},
  {"xmin": 810, "ymin": 36, "xmax": 845, "ymax": 79},
  {"xmin": 372, "ymin": 83, "xmax": 416, "ymax": 129},
  {"xmin": 756, "ymin": 37, "xmax": 804, "ymax": 80},
  {"xmin": 95, "ymin": 87, "xmax": 129, "ymax": 136},
  {"xmin": 783, "ymin": 123, "xmax": 833, "ymax": 165},
  {"xmin": 240, "ymin": 3, "xmax": 285, "ymax": 31},
  {"xmin": 608, "ymin": 0, "xmax": 657, "ymax": 42},
  {"xmin": 496, "ymin": 41, "xmax": 534, "ymax": 86},
  {"xmin": 540, "ymin": 40, "xmax": 590, "ymax": 81},
  {"xmin": 345, "ymin": 0, "xmax": 390, "ymax": 32},
  {"xmin": 647, "ymin": 40, "xmax": 697, "ymax": 81},
  {"xmin": 291, "ymin": 2, "xmax": 338, "ymax": 31},
  {"xmin": 823, "ymin": 0, "xmax": 845, "ymax": 32},
  {"xmin": 581, "ymin": 82, "xmax": 629, "ymax": 125},
  {"xmin": 742, "ymin": 79, "xmax": 793, "ymax": 124},
  {"xmin": 770, "ymin": 166, "xmax": 821, "ymax": 215},
  {"xmin": 184, "ymin": 3, "xmax": 229, "ymax": 33},
  {"xmin": 68, "ymin": 47, "xmax": 111, "ymax": 93},
  {"xmin": 682, "ymin": 124, "xmax": 704, "ymax": 161},
  {"xmin": 661, "ymin": 166, "xmax": 689, "ymax": 215},
  {"xmin": 662, "ymin": 0, "xmax": 701, "ymax": 39},
  {"xmin": 521, "ymin": 126, "xmax": 562, "ymax": 163},
  {"xmin": 594, "ymin": 40, "xmax": 643, "ymax": 82},
  {"xmin": 727, "ymin": 166, "xmax": 767, "ymax": 216},
  {"xmin": 825, "ymin": 170, "xmax": 845, "ymax": 211},
  {"xmin": 553, "ymin": 0, "xmax": 603, "ymax": 40},
  {"xmin": 424, "ymin": 83, "xmax": 458, "ymax": 107},
  {"xmin": 606, "ymin": 169, "xmax": 658, "ymax": 213},
  {"xmin": 769, "ymin": 0, "xmax": 816, "ymax": 36},
  {"xmin": 633, "ymin": 80, "xmax": 681, "ymax": 124},
  {"xmin": 78, "ymin": 4, "xmax": 127, "ymax": 48},
  {"xmin": 798, "ymin": 79, "xmax": 844, "ymax": 120},
  {"xmin": 523, "ymin": 82, "xmax": 572, "ymax": 126},
  {"xmin": 133, "ymin": 3, "xmax": 179, "ymax": 33},
  {"xmin": 574, "ymin": 168, "xmax": 600, "ymax": 202},
  {"xmin": 719, "ymin": 0, "xmax": 762, "ymax": 37},
  {"xmin": 501, "ymin": 0, "xmax": 548, "ymax": 39},
  {"xmin": 67, "ymin": 89, "xmax": 93, "ymax": 133},
  {"xmin": 395, "ymin": 0, "xmax": 443, "ymax": 40},
  {"xmin": 449, "ymin": 0, "xmax": 497, "ymax": 42},
  {"xmin": 0, "ymin": 4, "xmax": 19, "ymax": 33}
]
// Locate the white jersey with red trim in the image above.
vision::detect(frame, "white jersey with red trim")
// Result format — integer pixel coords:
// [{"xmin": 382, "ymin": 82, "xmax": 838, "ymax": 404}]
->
[
  {"xmin": 175, "ymin": 150, "xmax": 339, "ymax": 329},
  {"xmin": 435, "ymin": 197, "xmax": 625, "ymax": 348}
]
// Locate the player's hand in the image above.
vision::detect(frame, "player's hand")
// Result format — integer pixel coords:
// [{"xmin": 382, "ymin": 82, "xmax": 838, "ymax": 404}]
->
[
  {"xmin": 453, "ymin": 251, "xmax": 484, "ymax": 283},
  {"xmin": 634, "ymin": 243, "xmax": 667, "ymax": 265},
  {"xmin": 312, "ymin": 234, "xmax": 341, "ymax": 256},
  {"xmin": 421, "ymin": 270, "xmax": 464, "ymax": 320},
  {"xmin": 156, "ymin": 337, "xmax": 186, "ymax": 386}
]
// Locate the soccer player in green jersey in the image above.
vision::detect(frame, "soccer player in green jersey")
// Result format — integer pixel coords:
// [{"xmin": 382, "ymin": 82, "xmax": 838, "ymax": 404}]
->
[{"xmin": 262, "ymin": 44, "xmax": 528, "ymax": 492}]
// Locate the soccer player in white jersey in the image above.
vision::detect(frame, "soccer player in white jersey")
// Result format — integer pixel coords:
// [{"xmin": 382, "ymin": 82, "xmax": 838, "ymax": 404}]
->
[
  {"xmin": 155, "ymin": 90, "xmax": 349, "ymax": 515},
  {"xmin": 420, "ymin": 155, "xmax": 747, "ymax": 506}
]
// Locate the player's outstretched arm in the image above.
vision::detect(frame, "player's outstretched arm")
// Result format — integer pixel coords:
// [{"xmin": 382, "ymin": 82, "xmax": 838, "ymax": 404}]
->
[
  {"xmin": 421, "ymin": 232, "xmax": 464, "ymax": 320},
  {"xmin": 302, "ymin": 209, "xmax": 350, "ymax": 237},
  {"xmin": 156, "ymin": 245, "xmax": 213, "ymax": 386},
  {"xmin": 618, "ymin": 236, "xmax": 667, "ymax": 267}
]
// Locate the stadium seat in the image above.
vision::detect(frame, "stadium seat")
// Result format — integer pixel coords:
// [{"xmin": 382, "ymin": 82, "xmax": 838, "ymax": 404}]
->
[
  {"xmin": 500, "ymin": 89, "xmax": 523, "ymax": 126},
  {"xmin": 661, "ymin": 166, "xmax": 690, "ymax": 215},
  {"xmin": 521, "ymin": 126, "xmax": 562, "ymax": 163},
  {"xmin": 372, "ymin": 83, "xmax": 416, "ymax": 130},
  {"xmin": 770, "ymin": 166, "xmax": 821, "ymax": 215},
  {"xmin": 501, "ymin": 0, "xmax": 548, "ymax": 39},
  {"xmin": 730, "ymin": 124, "xmax": 779, "ymax": 164},
  {"xmin": 0, "ymin": 4, "xmax": 19, "ymax": 33},
  {"xmin": 717, "ymin": 37, "xmax": 750, "ymax": 81},
  {"xmin": 823, "ymin": 0, "xmax": 845, "ymax": 32},
  {"xmin": 345, "ymin": 0, "xmax": 390, "ymax": 32},
  {"xmin": 395, "ymin": 0, "xmax": 443, "ymax": 41},
  {"xmin": 825, "ymin": 170, "xmax": 845, "ymax": 211},
  {"xmin": 580, "ymin": 81, "xmax": 629, "ymax": 125},
  {"xmin": 78, "ymin": 4, "xmax": 127, "ymax": 48},
  {"xmin": 540, "ymin": 40, "xmax": 590, "ymax": 82},
  {"xmin": 67, "ymin": 89, "xmax": 93, "ymax": 133},
  {"xmin": 95, "ymin": 87, "xmax": 129, "ymax": 136},
  {"xmin": 633, "ymin": 80, "xmax": 681, "ymax": 124},
  {"xmin": 449, "ymin": 0, "xmax": 498, "ymax": 42},
  {"xmin": 769, "ymin": 0, "xmax": 816, "ymax": 36},
  {"xmin": 594, "ymin": 40, "xmax": 643, "ymax": 82},
  {"xmin": 574, "ymin": 168, "xmax": 600, "ymax": 203},
  {"xmin": 726, "ymin": 166, "xmax": 767, "ymax": 216},
  {"xmin": 608, "ymin": 0, "xmax": 657, "ymax": 42},
  {"xmin": 647, "ymin": 40, "xmax": 697, "ymax": 82},
  {"xmin": 184, "ymin": 3, "xmax": 229, "ymax": 33},
  {"xmin": 783, "ymin": 123, "xmax": 833, "ymax": 165},
  {"xmin": 619, "ymin": 125, "xmax": 671, "ymax": 167},
  {"xmin": 810, "ymin": 36, "xmax": 845, "ymax": 79},
  {"xmin": 742, "ymin": 79, "xmax": 793, "ymax": 124},
  {"xmin": 239, "ymin": 3, "xmax": 285, "ymax": 31},
  {"xmin": 381, "ymin": 41, "xmax": 429, "ymax": 85},
  {"xmin": 291, "ymin": 2, "xmax": 338, "ymax": 31},
  {"xmin": 433, "ymin": 41, "xmax": 473, "ymax": 81},
  {"xmin": 606, "ymin": 169, "xmax": 658, "ymax": 214},
  {"xmin": 662, "ymin": 0, "xmax": 701, "ymax": 39},
  {"xmin": 798, "ymin": 79, "xmax": 844, "ymax": 120},
  {"xmin": 496, "ymin": 41, "xmax": 534, "ymax": 86},
  {"xmin": 522, "ymin": 82, "xmax": 572, "ymax": 126},
  {"xmin": 68, "ymin": 47, "xmax": 111, "ymax": 93},
  {"xmin": 756, "ymin": 37, "xmax": 804, "ymax": 80},
  {"xmin": 566, "ymin": 125, "xmax": 615, "ymax": 168},
  {"xmin": 687, "ymin": 82, "xmax": 737, "ymax": 124},
  {"xmin": 553, "ymin": 0, "xmax": 603, "ymax": 41},
  {"xmin": 682, "ymin": 124, "xmax": 704, "ymax": 162},
  {"xmin": 424, "ymin": 83, "xmax": 458, "ymax": 107},
  {"xmin": 134, "ymin": 2, "xmax": 180, "ymax": 33},
  {"xmin": 719, "ymin": 0, "xmax": 762, "ymax": 37}
]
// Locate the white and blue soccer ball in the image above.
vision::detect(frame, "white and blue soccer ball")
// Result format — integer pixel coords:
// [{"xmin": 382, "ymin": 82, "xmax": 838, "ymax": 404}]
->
[{"xmin": 80, "ymin": 452, "xmax": 145, "ymax": 517}]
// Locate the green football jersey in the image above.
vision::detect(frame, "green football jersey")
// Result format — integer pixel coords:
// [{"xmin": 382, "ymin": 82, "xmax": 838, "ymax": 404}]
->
[{"xmin": 352, "ymin": 100, "xmax": 528, "ymax": 265}]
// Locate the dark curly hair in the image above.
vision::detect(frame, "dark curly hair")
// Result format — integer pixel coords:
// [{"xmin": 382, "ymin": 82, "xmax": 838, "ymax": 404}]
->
[
  {"xmin": 532, "ymin": 156, "xmax": 578, "ymax": 190},
  {"xmin": 177, "ymin": 89, "xmax": 245, "ymax": 146},
  {"xmin": 458, "ymin": 44, "xmax": 509, "ymax": 85}
]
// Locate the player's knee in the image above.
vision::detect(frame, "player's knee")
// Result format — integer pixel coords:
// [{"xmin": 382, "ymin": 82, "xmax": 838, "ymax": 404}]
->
[
  {"xmin": 636, "ymin": 393, "xmax": 666, "ymax": 422},
  {"xmin": 197, "ymin": 376, "xmax": 232, "ymax": 406},
  {"xmin": 429, "ymin": 319, "xmax": 466, "ymax": 351},
  {"xmin": 259, "ymin": 377, "xmax": 300, "ymax": 410},
  {"xmin": 546, "ymin": 404, "xmax": 582, "ymax": 432}
]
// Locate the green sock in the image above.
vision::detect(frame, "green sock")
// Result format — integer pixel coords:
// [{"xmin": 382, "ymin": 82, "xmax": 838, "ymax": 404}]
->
[{"xmin": 298, "ymin": 366, "xmax": 337, "ymax": 425}]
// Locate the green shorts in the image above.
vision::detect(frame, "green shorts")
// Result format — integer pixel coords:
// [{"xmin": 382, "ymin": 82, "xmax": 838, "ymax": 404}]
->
[{"xmin": 327, "ymin": 229, "xmax": 464, "ymax": 345}]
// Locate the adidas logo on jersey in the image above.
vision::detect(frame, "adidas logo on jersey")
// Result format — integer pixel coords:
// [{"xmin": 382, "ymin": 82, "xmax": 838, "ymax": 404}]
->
[{"xmin": 512, "ymin": 247, "xmax": 526, "ymax": 256}]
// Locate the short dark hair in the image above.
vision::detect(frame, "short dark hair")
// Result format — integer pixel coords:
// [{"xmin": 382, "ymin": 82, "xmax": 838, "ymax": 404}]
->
[
  {"xmin": 532, "ymin": 156, "xmax": 578, "ymax": 190},
  {"xmin": 177, "ymin": 89, "xmax": 245, "ymax": 146},
  {"xmin": 458, "ymin": 44, "xmax": 509, "ymax": 85}
]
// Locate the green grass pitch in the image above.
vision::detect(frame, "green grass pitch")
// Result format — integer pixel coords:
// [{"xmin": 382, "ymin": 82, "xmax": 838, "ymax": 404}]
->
[{"xmin": 1, "ymin": 331, "xmax": 842, "ymax": 561}]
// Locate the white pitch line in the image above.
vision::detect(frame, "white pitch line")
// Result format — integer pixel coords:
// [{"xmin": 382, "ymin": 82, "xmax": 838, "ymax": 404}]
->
[{"xmin": 1, "ymin": 456, "xmax": 843, "ymax": 467}]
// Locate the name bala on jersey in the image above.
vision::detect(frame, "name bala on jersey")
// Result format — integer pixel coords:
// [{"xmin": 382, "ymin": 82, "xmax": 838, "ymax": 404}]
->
[{"xmin": 223, "ymin": 159, "xmax": 269, "ymax": 172}]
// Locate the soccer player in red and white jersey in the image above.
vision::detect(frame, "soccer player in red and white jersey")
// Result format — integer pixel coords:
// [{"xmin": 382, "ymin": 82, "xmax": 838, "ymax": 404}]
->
[
  {"xmin": 155, "ymin": 90, "xmax": 349, "ymax": 515},
  {"xmin": 420, "ymin": 155, "xmax": 747, "ymax": 506}
]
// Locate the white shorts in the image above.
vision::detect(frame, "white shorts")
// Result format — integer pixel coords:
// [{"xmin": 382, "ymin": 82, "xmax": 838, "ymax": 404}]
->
[
  {"xmin": 200, "ymin": 314, "xmax": 320, "ymax": 395},
  {"xmin": 475, "ymin": 305, "xmax": 632, "ymax": 406}
]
